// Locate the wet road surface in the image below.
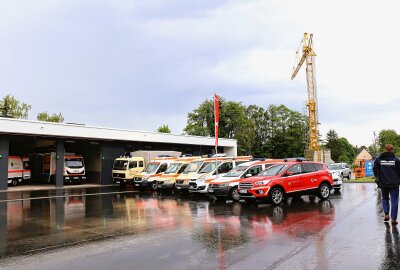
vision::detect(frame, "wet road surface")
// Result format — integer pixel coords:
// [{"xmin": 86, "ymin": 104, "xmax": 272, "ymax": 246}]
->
[{"xmin": 0, "ymin": 184, "xmax": 397, "ymax": 269}]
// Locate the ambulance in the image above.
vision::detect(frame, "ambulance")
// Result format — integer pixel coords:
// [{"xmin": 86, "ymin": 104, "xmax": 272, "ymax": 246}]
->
[
  {"xmin": 187, "ymin": 156, "xmax": 252, "ymax": 194},
  {"xmin": 157, "ymin": 156, "xmax": 201, "ymax": 191},
  {"xmin": 8, "ymin": 156, "xmax": 31, "ymax": 186},
  {"xmin": 132, "ymin": 156, "xmax": 179, "ymax": 190},
  {"xmin": 43, "ymin": 153, "xmax": 86, "ymax": 184},
  {"xmin": 176, "ymin": 156, "xmax": 252, "ymax": 191}
]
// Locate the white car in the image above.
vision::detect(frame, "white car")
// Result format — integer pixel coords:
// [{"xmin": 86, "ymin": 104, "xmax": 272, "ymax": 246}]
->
[
  {"xmin": 327, "ymin": 163, "xmax": 351, "ymax": 180},
  {"xmin": 331, "ymin": 172, "xmax": 343, "ymax": 191}
]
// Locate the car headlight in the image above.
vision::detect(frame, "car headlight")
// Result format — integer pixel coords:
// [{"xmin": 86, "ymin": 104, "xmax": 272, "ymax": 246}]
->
[
  {"xmin": 219, "ymin": 183, "xmax": 230, "ymax": 187},
  {"xmin": 255, "ymin": 180, "xmax": 271, "ymax": 185},
  {"xmin": 198, "ymin": 176, "xmax": 206, "ymax": 182}
]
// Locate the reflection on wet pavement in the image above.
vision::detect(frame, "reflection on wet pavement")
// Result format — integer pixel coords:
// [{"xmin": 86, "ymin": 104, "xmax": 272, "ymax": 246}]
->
[{"xmin": 0, "ymin": 184, "xmax": 398, "ymax": 269}]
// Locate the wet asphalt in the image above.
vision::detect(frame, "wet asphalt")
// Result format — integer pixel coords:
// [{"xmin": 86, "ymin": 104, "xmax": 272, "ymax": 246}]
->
[{"xmin": 0, "ymin": 183, "xmax": 397, "ymax": 270}]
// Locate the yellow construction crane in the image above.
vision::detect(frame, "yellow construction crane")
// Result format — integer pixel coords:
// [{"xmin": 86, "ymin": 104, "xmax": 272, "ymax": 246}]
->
[{"xmin": 291, "ymin": 33, "xmax": 320, "ymax": 151}]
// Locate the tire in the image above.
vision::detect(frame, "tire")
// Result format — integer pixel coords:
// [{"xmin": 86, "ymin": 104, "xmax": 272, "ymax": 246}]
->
[
  {"xmin": 119, "ymin": 181, "xmax": 126, "ymax": 188},
  {"xmin": 151, "ymin": 181, "xmax": 158, "ymax": 191},
  {"xmin": 347, "ymin": 172, "xmax": 351, "ymax": 180},
  {"xmin": 230, "ymin": 187, "xmax": 240, "ymax": 201},
  {"xmin": 11, "ymin": 179, "xmax": 18, "ymax": 186},
  {"xmin": 317, "ymin": 183, "xmax": 331, "ymax": 200},
  {"xmin": 269, "ymin": 187, "xmax": 284, "ymax": 205}
]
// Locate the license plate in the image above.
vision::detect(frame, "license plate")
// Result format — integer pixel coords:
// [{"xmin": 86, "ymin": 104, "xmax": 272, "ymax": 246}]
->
[
  {"xmin": 135, "ymin": 184, "xmax": 139, "ymax": 187},
  {"xmin": 239, "ymin": 190, "xmax": 248, "ymax": 194},
  {"xmin": 176, "ymin": 186, "xmax": 181, "ymax": 189},
  {"xmin": 74, "ymin": 177, "xmax": 79, "ymax": 180},
  {"xmin": 208, "ymin": 189, "xmax": 213, "ymax": 193},
  {"xmin": 189, "ymin": 186, "xmax": 195, "ymax": 189}
]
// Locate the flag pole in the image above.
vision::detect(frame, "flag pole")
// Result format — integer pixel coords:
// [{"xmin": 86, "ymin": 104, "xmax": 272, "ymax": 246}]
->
[{"xmin": 214, "ymin": 93, "xmax": 218, "ymax": 179}]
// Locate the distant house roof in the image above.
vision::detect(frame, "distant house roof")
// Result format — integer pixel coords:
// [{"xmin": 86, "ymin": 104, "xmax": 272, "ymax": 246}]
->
[{"xmin": 356, "ymin": 149, "xmax": 372, "ymax": 160}]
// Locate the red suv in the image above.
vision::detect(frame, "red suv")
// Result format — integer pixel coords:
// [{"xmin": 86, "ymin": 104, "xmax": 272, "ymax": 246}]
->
[{"xmin": 238, "ymin": 160, "xmax": 333, "ymax": 205}]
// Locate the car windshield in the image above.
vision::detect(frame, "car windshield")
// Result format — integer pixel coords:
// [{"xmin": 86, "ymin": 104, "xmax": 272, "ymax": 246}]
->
[
  {"xmin": 65, "ymin": 158, "xmax": 84, "ymax": 168},
  {"xmin": 328, "ymin": 164, "xmax": 342, "ymax": 170},
  {"xmin": 144, "ymin": 163, "xmax": 160, "ymax": 173},
  {"xmin": 224, "ymin": 165, "xmax": 247, "ymax": 177},
  {"xmin": 183, "ymin": 161, "xmax": 204, "ymax": 173},
  {"xmin": 199, "ymin": 161, "xmax": 222, "ymax": 173},
  {"xmin": 164, "ymin": 163, "xmax": 182, "ymax": 174},
  {"xmin": 259, "ymin": 164, "xmax": 289, "ymax": 176},
  {"xmin": 113, "ymin": 160, "xmax": 128, "ymax": 170}
]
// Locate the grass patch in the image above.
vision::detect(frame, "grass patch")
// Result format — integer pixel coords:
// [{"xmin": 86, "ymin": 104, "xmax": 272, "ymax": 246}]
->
[{"xmin": 344, "ymin": 177, "xmax": 376, "ymax": 183}]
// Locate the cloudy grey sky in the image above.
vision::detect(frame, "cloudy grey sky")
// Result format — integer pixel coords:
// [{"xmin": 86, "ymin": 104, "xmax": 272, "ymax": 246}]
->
[{"xmin": 0, "ymin": 0, "xmax": 398, "ymax": 146}]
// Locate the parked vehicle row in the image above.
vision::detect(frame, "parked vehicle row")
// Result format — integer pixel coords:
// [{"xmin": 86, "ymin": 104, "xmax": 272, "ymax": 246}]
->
[{"xmin": 117, "ymin": 153, "xmax": 335, "ymax": 205}]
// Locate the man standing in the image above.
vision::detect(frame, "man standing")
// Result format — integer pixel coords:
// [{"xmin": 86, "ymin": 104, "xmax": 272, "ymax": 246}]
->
[{"xmin": 374, "ymin": 144, "xmax": 400, "ymax": 225}]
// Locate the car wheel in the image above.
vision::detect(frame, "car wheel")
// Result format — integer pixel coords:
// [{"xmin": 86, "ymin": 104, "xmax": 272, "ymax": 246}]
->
[
  {"xmin": 270, "ymin": 187, "xmax": 284, "ymax": 205},
  {"xmin": 230, "ymin": 187, "xmax": 240, "ymax": 201},
  {"xmin": 151, "ymin": 181, "xmax": 158, "ymax": 191},
  {"xmin": 317, "ymin": 183, "xmax": 331, "ymax": 200},
  {"xmin": 11, "ymin": 179, "xmax": 18, "ymax": 186},
  {"xmin": 347, "ymin": 172, "xmax": 351, "ymax": 180}
]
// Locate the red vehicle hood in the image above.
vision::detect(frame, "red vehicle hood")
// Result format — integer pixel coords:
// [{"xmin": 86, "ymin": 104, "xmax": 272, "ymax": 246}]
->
[{"xmin": 241, "ymin": 175, "xmax": 276, "ymax": 183}]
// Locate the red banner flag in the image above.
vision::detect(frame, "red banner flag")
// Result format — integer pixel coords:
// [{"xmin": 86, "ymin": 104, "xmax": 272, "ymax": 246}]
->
[{"xmin": 214, "ymin": 94, "xmax": 219, "ymax": 147}]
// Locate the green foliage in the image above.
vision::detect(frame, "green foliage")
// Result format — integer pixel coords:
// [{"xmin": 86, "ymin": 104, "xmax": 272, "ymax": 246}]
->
[
  {"xmin": 37, "ymin": 112, "xmax": 64, "ymax": 123},
  {"xmin": 157, "ymin": 124, "xmax": 171, "ymax": 133},
  {"xmin": 377, "ymin": 129, "xmax": 400, "ymax": 155},
  {"xmin": 326, "ymin": 130, "xmax": 357, "ymax": 163},
  {"xmin": 0, "ymin": 94, "xmax": 31, "ymax": 119},
  {"xmin": 184, "ymin": 98, "xmax": 308, "ymax": 158}
]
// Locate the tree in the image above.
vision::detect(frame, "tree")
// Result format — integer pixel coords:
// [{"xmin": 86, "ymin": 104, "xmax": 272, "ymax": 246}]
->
[
  {"xmin": 157, "ymin": 124, "xmax": 171, "ymax": 133},
  {"xmin": 0, "ymin": 94, "xmax": 31, "ymax": 119},
  {"xmin": 183, "ymin": 97, "xmax": 307, "ymax": 157},
  {"xmin": 377, "ymin": 129, "xmax": 400, "ymax": 156},
  {"xmin": 326, "ymin": 129, "xmax": 339, "ymax": 161},
  {"xmin": 37, "ymin": 112, "xmax": 64, "ymax": 123}
]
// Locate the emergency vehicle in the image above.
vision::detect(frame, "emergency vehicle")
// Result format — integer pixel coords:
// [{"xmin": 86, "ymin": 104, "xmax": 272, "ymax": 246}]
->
[
  {"xmin": 157, "ymin": 157, "xmax": 200, "ymax": 191},
  {"xmin": 238, "ymin": 159, "xmax": 333, "ymax": 205},
  {"xmin": 7, "ymin": 156, "xmax": 31, "ymax": 186}
]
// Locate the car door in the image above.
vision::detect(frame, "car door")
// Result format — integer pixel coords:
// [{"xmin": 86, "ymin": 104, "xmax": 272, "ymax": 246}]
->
[
  {"xmin": 301, "ymin": 163, "xmax": 318, "ymax": 190},
  {"xmin": 285, "ymin": 164, "xmax": 303, "ymax": 192}
]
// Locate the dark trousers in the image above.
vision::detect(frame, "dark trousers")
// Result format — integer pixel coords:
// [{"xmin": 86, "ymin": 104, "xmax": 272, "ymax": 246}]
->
[{"xmin": 381, "ymin": 186, "xmax": 400, "ymax": 220}]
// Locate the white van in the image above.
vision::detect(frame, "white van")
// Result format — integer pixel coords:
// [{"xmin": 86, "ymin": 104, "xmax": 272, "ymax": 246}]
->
[{"xmin": 8, "ymin": 156, "xmax": 31, "ymax": 186}]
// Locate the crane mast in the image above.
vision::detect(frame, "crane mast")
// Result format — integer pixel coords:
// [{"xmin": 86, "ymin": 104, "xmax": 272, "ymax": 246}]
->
[{"xmin": 291, "ymin": 33, "xmax": 320, "ymax": 151}]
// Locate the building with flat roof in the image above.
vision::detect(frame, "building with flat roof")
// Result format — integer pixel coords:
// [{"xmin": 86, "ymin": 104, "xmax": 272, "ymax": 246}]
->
[{"xmin": 0, "ymin": 117, "xmax": 237, "ymax": 190}]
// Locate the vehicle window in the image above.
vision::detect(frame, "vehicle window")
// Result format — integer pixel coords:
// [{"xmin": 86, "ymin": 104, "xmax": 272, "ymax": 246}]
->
[
  {"xmin": 200, "ymin": 161, "xmax": 222, "ymax": 173},
  {"xmin": 144, "ymin": 163, "xmax": 160, "ymax": 173},
  {"xmin": 218, "ymin": 162, "xmax": 233, "ymax": 174},
  {"xmin": 184, "ymin": 161, "xmax": 204, "ymax": 173},
  {"xmin": 157, "ymin": 163, "xmax": 169, "ymax": 173},
  {"xmin": 129, "ymin": 161, "xmax": 137, "ymax": 169},
  {"xmin": 302, "ymin": 163, "xmax": 316, "ymax": 173},
  {"xmin": 65, "ymin": 158, "xmax": 84, "ymax": 168},
  {"xmin": 287, "ymin": 164, "xmax": 302, "ymax": 175},
  {"xmin": 327, "ymin": 164, "xmax": 342, "ymax": 170},
  {"xmin": 314, "ymin": 163, "xmax": 323, "ymax": 171},
  {"xmin": 113, "ymin": 160, "xmax": 128, "ymax": 170},
  {"xmin": 246, "ymin": 165, "xmax": 262, "ymax": 176},
  {"xmin": 164, "ymin": 163, "xmax": 182, "ymax": 174},
  {"xmin": 259, "ymin": 164, "xmax": 289, "ymax": 176},
  {"xmin": 224, "ymin": 165, "xmax": 247, "ymax": 177},
  {"xmin": 139, "ymin": 161, "xmax": 144, "ymax": 167},
  {"xmin": 178, "ymin": 164, "xmax": 188, "ymax": 173}
]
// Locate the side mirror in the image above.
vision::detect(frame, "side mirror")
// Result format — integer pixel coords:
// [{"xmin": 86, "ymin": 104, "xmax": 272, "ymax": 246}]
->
[
  {"xmin": 285, "ymin": 172, "xmax": 294, "ymax": 177},
  {"xmin": 245, "ymin": 174, "xmax": 252, "ymax": 178}
]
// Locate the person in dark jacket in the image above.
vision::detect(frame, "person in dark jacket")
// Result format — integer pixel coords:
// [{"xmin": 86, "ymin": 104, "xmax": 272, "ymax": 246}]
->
[{"xmin": 373, "ymin": 144, "xmax": 400, "ymax": 225}]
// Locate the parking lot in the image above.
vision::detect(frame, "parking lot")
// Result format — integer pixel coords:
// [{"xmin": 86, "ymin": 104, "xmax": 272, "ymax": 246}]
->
[{"xmin": 0, "ymin": 183, "xmax": 397, "ymax": 270}]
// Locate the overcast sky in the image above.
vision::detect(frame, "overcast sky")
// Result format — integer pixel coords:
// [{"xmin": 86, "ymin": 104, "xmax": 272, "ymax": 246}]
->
[{"xmin": 0, "ymin": 0, "xmax": 398, "ymax": 146}]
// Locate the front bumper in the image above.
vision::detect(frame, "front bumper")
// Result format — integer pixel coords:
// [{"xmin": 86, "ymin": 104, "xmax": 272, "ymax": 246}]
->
[
  {"xmin": 157, "ymin": 181, "xmax": 175, "ymax": 189},
  {"xmin": 333, "ymin": 178, "xmax": 343, "ymax": 188},
  {"xmin": 238, "ymin": 187, "xmax": 271, "ymax": 200},
  {"xmin": 65, "ymin": 175, "xmax": 86, "ymax": 183},
  {"xmin": 208, "ymin": 186, "xmax": 231, "ymax": 197},
  {"xmin": 188, "ymin": 182, "xmax": 208, "ymax": 194}
]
